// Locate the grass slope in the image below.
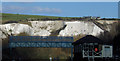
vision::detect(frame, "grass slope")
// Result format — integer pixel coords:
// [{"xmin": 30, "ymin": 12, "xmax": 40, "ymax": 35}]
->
[{"xmin": 2, "ymin": 13, "xmax": 78, "ymax": 22}]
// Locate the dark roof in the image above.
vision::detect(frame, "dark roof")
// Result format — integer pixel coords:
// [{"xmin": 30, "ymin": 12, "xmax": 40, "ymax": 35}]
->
[
  {"xmin": 72, "ymin": 35, "xmax": 103, "ymax": 45},
  {"xmin": 9, "ymin": 36, "xmax": 74, "ymax": 42}
]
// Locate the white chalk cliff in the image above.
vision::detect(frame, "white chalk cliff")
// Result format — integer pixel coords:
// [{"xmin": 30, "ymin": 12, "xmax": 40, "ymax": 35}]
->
[
  {"xmin": 59, "ymin": 21, "xmax": 104, "ymax": 36},
  {"xmin": 0, "ymin": 20, "xmax": 118, "ymax": 39}
]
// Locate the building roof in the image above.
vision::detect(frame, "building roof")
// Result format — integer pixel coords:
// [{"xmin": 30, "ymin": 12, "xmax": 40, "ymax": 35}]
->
[
  {"xmin": 72, "ymin": 35, "xmax": 104, "ymax": 45},
  {"xmin": 9, "ymin": 36, "xmax": 74, "ymax": 42}
]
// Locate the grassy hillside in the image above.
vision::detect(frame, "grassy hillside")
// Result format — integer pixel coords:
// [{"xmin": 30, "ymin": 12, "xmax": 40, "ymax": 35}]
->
[
  {"xmin": 2, "ymin": 13, "xmax": 119, "ymax": 24},
  {"xmin": 2, "ymin": 13, "xmax": 63, "ymax": 20},
  {"xmin": 2, "ymin": 13, "xmax": 81, "ymax": 23}
]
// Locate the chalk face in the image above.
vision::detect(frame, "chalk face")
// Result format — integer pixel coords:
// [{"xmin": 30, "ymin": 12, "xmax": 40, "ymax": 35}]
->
[{"xmin": 59, "ymin": 21, "xmax": 104, "ymax": 36}]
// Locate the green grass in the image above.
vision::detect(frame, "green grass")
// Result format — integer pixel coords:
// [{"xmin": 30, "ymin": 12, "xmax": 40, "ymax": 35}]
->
[
  {"xmin": 2, "ymin": 13, "xmax": 80, "ymax": 22},
  {"xmin": 2, "ymin": 13, "xmax": 84, "ymax": 26}
]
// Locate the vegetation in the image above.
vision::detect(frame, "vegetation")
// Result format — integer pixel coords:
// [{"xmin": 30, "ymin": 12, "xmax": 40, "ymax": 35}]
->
[
  {"xmin": 16, "ymin": 32, "xmax": 30, "ymax": 36},
  {"xmin": 2, "ymin": 13, "xmax": 82, "ymax": 22},
  {"xmin": 73, "ymin": 34, "xmax": 85, "ymax": 41},
  {"xmin": 101, "ymin": 18, "xmax": 120, "ymax": 20},
  {"xmin": 2, "ymin": 13, "xmax": 119, "ymax": 24}
]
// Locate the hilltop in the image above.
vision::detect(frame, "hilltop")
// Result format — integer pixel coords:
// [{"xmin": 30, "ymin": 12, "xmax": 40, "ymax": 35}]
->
[{"xmin": 2, "ymin": 13, "xmax": 82, "ymax": 23}]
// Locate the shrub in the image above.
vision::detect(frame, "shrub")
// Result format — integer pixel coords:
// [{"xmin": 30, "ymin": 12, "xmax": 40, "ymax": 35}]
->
[{"xmin": 3, "ymin": 20, "xmax": 19, "ymax": 24}]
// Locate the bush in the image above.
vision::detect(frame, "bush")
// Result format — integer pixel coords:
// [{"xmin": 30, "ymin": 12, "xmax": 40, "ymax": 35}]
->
[
  {"xmin": 16, "ymin": 32, "xmax": 30, "ymax": 36},
  {"xmin": 3, "ymin": 20, "xmax": 19, "ymax": 24}
]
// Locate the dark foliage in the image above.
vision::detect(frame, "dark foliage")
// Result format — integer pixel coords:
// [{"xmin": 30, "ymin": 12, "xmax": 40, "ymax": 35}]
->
[{"xmin": 3, "ymin": 20, "xmax": 19, "ymax": 24}]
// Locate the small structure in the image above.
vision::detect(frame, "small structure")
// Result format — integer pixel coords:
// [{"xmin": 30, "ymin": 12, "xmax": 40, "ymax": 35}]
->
[
  {"xmin": 9, "ymin": 36, "xmax": 74, "ymax": 60},
  {"xmin": 83, "ymin": 16, "xmax": 92, "ymax": 20},
  {"xmin": 83, "ymin": 16, "xmax": 101, "ymax": 20},
  {"xmin": 72, "ymin": 35, "xmax": 113, "ymax": 61}
]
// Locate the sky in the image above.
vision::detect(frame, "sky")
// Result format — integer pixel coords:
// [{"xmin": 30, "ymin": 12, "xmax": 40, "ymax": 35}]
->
[
  {"xmin": 2, "ymin": 2, "xmax": 119, "ymax": 18},
  {"xmin": 2, "ymin": 0, "xmax": 120, "ymax": 2}
]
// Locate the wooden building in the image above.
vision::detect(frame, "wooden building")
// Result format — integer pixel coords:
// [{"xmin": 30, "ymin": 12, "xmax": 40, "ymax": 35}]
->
[{"xmin": 72, "ymin": 35, "xmax": 113, "ymax": 61}]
